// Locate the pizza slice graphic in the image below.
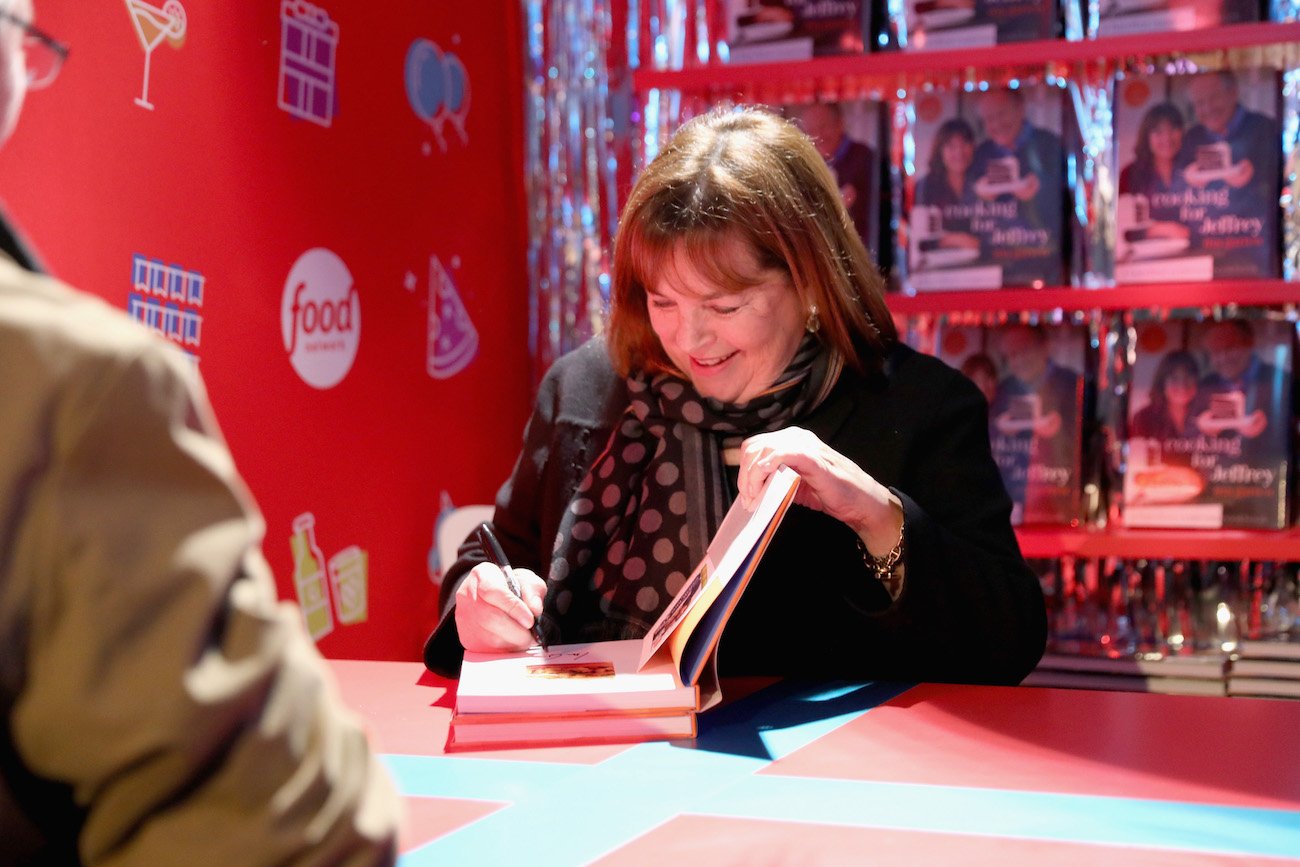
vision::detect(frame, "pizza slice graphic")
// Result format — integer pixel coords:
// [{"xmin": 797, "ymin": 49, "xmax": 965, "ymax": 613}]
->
[{"xmin": 428, "ymin": 255, "xmax": 479, "ymax": 379}]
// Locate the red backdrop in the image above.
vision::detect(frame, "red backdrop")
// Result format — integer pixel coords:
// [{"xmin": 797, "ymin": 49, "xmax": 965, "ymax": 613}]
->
[{"xmin": 0, "ymin": 1, "xmax": 531, "ymax": 660}]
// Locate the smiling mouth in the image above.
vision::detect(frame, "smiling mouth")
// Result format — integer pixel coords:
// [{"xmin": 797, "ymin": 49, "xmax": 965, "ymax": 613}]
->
[{"xmin": 691, "ymin": 351, "xmax": 738, "ymax": 369}]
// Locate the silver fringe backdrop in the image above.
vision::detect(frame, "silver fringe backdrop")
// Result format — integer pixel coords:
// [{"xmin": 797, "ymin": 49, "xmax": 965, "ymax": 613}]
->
[{"xmin": 523, "ymin": 0, "xmax": 727, "ymax": 383}]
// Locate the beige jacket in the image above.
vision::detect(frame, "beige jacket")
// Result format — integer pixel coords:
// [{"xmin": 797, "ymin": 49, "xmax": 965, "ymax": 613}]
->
[{"xmin": 0, "ymin": 259, "xmax": 400, "ymax": 865}]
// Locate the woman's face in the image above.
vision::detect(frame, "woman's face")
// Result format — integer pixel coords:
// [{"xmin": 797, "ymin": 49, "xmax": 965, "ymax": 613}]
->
[
  {"xmin": 1148, "ymin": 120, "xmax": 1183, "ymax": 163},
  {"xmin": 1162, "ymin": 365, "xmax": 1198, "ymax": 409},
  {"xmin": 941, "ymin": 134, "xmax": 973, "ymax": 174},
  {"xmin": 646, "ymin": 236, "xmax": 804, "ymax": 405}
]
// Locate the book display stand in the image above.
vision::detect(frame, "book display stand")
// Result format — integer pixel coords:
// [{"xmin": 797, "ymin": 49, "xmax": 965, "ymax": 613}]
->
[{"xmin": 627, "ymin": 19, "xmax": 1300, "ymax": 695}]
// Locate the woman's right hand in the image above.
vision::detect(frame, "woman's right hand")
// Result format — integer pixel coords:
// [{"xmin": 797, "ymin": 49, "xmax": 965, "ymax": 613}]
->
[{"xmin": 454, "ymin": 562, "xmax": 547, "ymax": 653}]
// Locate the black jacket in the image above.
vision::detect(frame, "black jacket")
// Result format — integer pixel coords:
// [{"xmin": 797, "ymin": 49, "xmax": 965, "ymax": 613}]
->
[{"xmin": 425, "ymin": 337, "xmax": 1046, "ymax": 685}]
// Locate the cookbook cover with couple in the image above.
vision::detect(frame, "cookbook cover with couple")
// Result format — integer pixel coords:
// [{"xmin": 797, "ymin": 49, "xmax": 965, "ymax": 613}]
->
[
  {"xmin": 1113, "ymin": 68, "xmax": 1281, "ymax": 284},
  {"xmin": 1124, "ymin": 318, "xmax": 1292, "ymax": 529}
]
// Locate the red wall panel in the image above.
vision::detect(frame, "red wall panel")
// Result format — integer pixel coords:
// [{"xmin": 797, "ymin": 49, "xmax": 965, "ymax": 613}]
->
[{"xmin": 0, "ymin": 1, "xmax": 531, "ymax": 660}]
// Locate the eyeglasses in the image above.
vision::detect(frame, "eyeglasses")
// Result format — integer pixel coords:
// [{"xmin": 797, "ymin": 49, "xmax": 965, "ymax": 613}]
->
[{"xmin": 0, "ymin": 10, "xmax": 68, "ymax": 90}]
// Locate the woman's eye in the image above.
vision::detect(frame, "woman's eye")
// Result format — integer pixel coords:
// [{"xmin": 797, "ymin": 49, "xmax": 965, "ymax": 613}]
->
[
  {"xmin": 708, "ymin": 304, "xmax": 741, "ymax": 315},
  {"xmin": 648, "ymin": 298, "xmax": 675, "ymax": 311}
]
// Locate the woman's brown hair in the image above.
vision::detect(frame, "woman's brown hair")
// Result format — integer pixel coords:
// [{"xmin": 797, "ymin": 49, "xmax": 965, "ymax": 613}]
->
[{"xmin": 607, "ymin": 105, "xmax": 895, "ymax": 378}]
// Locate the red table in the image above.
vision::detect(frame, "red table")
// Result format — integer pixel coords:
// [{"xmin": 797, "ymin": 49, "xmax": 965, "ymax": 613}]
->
[{"xmin": 329, "ymin": 660, "xmax": 1300, "ymax": 865}]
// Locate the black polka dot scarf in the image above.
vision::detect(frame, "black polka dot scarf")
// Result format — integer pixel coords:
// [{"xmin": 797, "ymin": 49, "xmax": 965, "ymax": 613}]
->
[{"xmin": 545, "ymin": 336, "xmax": 843, "ymax": 643}]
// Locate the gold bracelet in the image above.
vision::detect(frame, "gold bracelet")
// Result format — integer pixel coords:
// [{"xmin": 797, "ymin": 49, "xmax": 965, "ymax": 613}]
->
[{"xmin": 856, "ymin": 532, "xmax": 904, "ymax": 583}]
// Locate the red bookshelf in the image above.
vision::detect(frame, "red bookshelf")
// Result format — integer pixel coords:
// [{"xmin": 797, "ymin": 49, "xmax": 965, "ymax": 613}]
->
[
  {"xmin": 884, "ymin": 279, "xmax": 1300, "ymax": 315},
  {"xmin": 632, "ymin": 21, "xmax": 1300, "ymax": 95},
  {"xmin": 1017, "ymin": 526, "xmax": 1300, "ymax": 561}
]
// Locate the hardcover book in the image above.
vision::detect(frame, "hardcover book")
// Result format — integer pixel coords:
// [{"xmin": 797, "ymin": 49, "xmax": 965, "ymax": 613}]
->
[
  {"xmin": 1094, "ymin": 0, "xmax": 1259, "ymax": 37},
  {"xmin": 934, "ymin": 321, "xmax": 997, "ymax": 407},
  {"xmin": 726, "ymin": 0, "xmax": 871, "ymax": 64},
  {"xmin": 935, "ymin": 320, "xmax": 1085, "ymax": 525},
  {"xmin": 1123, "ymin": 319, "xmax": 1292, "ymax": 530},
  {"xmin": 983, "ymin": 322, "xmax": 1087, "ymax": 525},
  {"xmin": 782, "ymin": 98, "xmax": 885, "ymax": 264},
  {"xmin": 1114, "ymin": 69, "xmax": 1281, "ymax": 283},
  {"xmin": 447, "ymin": 706, "xmax": 698, "ymax": 751},
  {"xmin": 897, "ymin": 0, "xmax": 1056, "ymax": 50},
  {"xmin": 905, "ymin": 83, "xmax": 1065, "ymax": 291},
  {"xmin": 447, "ymin": 466, "xmax": 801, "ymax": 751}
]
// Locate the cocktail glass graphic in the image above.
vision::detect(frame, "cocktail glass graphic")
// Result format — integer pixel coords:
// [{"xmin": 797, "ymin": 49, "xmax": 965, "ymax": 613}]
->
[
  {"xmin": 405, "ymin": 38, "xmax": 471, "ymax": 152},
  {"xmin": 125, "ymin": 0, "xmax": 186, "ymax": 110}
]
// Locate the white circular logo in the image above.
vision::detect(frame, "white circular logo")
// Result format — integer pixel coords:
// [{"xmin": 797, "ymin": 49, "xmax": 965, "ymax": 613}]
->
[{"xmin": 281, "ymin": 248, "xmax": 360, "ymax": 389}]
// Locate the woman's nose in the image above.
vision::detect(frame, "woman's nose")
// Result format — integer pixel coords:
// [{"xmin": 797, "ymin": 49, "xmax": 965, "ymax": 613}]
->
[{"xmin": 678, "ymin": 308, "xmax": 711, "ymax": 349}]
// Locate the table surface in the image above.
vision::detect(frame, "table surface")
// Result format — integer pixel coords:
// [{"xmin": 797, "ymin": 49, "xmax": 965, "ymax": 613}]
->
[{"xmin": 329, "ymin": 659, "xmax": 1300, "ymax": 866}]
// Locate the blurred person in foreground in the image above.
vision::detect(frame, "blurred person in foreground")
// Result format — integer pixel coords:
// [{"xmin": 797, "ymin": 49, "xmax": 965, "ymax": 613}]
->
[
  {"xmin": 425, "ymin": 105, "xmax": 1046, "ymax": 685},
  {"xmin": 0, "ymin": 1, "xmax": 400, "ymax": 862}
]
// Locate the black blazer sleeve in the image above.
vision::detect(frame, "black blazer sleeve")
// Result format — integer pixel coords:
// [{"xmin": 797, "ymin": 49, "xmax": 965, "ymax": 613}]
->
[{"xmin": 422, "ymin": 339, "xmax": 623, "ymax": 676}]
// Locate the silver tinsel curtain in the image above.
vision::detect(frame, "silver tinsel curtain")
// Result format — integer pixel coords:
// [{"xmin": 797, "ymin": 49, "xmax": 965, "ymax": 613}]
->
[{"xmin": 523, "ymin": 0, "xmax": 724, "ymax": 383}]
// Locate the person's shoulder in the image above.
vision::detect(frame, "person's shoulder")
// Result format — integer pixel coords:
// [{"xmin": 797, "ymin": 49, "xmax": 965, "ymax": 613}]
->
[
  {"xmin": 1032, "ymin": 124, "xmax": 1062, "ymax": 141},
  {"xmin": 1242, "ymin": 108, "xmax": 1277, "ymax": 128},
  {"xmin": 881, "ymin": 341, "xmax": 969, "ymax": 393},
  {"xmin": 536, "ymin": 335, "xmax": 625, "ymax": 423},
  {"xmin": 1118, "ymin": 161, "xmax": 1138, "ymax": 192},
  {"xmin": 844, "ymin": 138, "xmax": 875, "ymax": 160},
  {"xmin": 875, "ymin": 342, "xmax": 990, "ymax": 420},
  {"xmin": 542, "ymin": 335, "xmax": 618, "ymax": 387},
  {"xmin": 0, "ymin": 260, "xmax": 177, "ymax": 376}
]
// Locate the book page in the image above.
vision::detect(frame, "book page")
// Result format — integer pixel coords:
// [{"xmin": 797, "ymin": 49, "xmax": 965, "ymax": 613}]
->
[{"xmin": 637, "ymin": 465, "xmax": 800, "ymax": 675}]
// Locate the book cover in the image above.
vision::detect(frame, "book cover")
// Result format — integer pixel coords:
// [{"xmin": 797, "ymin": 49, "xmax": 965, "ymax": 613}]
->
[
  {"xmin": 1114, "ymin": 69, "xmax": 1281, "ymax": 283},
  {"xmin": 726, "ymin": 0, "xmax": 871, "ymax": 64},
  {"xmin": 449, "ymin": 467, "xmax": 800, "ymax": 749},
  {"xmin": 905, "ymin": 84, "xmax": 1065, "ymax": 291},
  {"xmin": 1229, "ymin": 658, "xmax": 1300, "ymax": 680},
  {"xmin": 1225, "ymin": 677, "xmax": 1300, "ymax": 698},
  {"xmin": 984, "ymin": 322, "xmax": 1086, "ymax": 525},
  {"xmin": 1123, "ymin": 318, "xmax": 1292, "ymax": 530},
  {"xmin": 898, "ymin": 0, "xmax": 1056, "ymax": 50},
  {"xmin": 1022, "ymin": 669, "xmax": 1228, "ymax": 696},
  {"xmin": 783, "ymin": 99, "xmax": 885, "ymax": 264},
  {"xmin": 446, "ymin": 707, "xmax": 697, "ymax": 751},
  {"xmin": 1237, "ymin": 633, "xmax": 1300, "ymax": 661},
  {"xmin": 456, "ymin": 638, "xmax": 698, "ymax": 715},
  {"xmin": 934, "ymin": 321, "xmax": 997, "ymax": 408},
  {"xmin": 1095, "ymin": 0, "xmax": 1259, "ymax": 37},
  {"xmin": 1037, "ymin": 651, "xmax": 1227, "ymax": 679}
]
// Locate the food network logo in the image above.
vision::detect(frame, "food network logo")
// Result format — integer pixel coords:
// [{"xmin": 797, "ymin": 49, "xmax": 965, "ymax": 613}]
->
[{"xmin": 281, "ymin": 247, "xmax": 360, "ymax": 389}]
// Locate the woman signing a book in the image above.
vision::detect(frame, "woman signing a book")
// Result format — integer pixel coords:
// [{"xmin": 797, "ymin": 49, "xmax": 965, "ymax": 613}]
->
[{"xmin": 425, "ymin": 106, "xmax": 1047, "ymax": 684}]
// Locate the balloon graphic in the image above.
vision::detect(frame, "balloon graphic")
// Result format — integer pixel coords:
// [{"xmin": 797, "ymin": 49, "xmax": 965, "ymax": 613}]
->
[
  {"xmin": 405, "ymin": 39, "xmax": 445, "ymax": 122},
  {"xmin": 405, "ymin": 37, "xmax": 470, "ymax": 151},
  {"xmin": 444, "ymin": 54, "xmax": 466, "ymax": 114}
]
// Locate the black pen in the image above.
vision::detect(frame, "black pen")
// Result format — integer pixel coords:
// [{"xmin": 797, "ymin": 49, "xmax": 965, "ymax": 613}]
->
[{"xmin": 473, "ymin": 522, "xmax": 548, "ymax": 651}]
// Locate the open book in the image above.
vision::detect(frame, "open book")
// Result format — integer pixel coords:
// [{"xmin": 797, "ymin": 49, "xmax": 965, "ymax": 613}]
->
[{"xmin": 447, "ymin": 465, "xmax": 800, "ymax": 751}]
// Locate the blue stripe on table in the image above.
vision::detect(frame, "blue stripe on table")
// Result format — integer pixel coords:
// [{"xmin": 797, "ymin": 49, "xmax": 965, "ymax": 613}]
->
[{"xmin": 386, "ymin": 680, "xmax": 1300, "ymax": 864}]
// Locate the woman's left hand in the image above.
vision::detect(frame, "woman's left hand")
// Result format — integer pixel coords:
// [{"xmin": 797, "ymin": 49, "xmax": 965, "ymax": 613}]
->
[{"xmin": 737, "ymin": 427, "xmax": 902, "ymax": 558}]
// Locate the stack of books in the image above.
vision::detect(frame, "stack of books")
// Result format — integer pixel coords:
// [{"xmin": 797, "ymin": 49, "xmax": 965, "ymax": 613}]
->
[
  {"xmin": 446, "ymin": 466, "xmax": 801, "ymax": 751},
  {"xmin": 449, "ymin": 639, "xmax": 700, "ymax": 749},
  {"xmin": 1227, "ymin": 635, "xmax": 1300, "ymax": 699},
  {"xmin": 1024, "ymin": 651, "xmax": 1228, "ymax": 696}
]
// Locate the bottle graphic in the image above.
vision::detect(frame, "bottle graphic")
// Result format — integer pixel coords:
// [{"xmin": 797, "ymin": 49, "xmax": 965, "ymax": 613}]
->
[{"xmin": 290, "ymin": 512, "xmax": 333, "ymax": 640}]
